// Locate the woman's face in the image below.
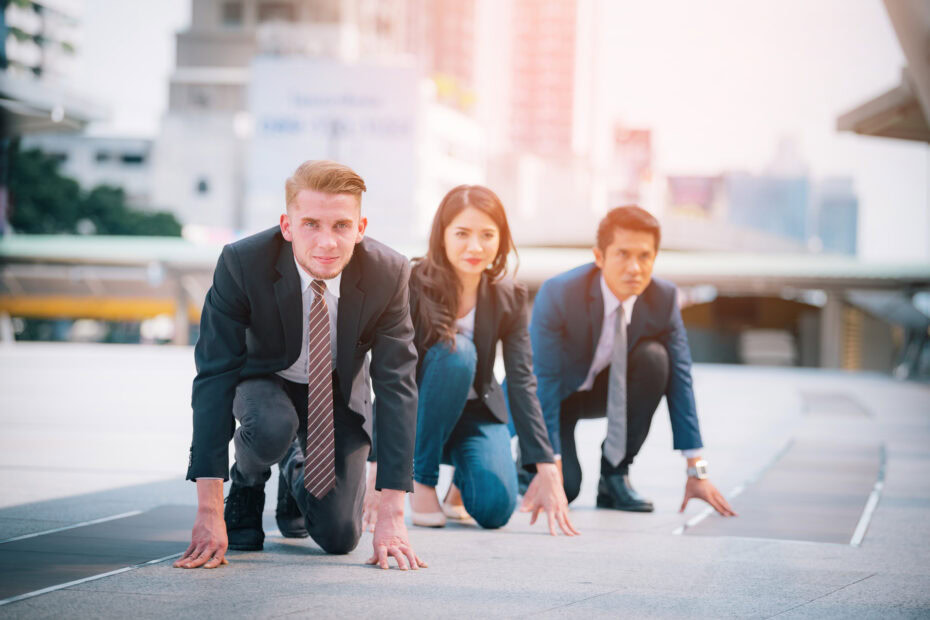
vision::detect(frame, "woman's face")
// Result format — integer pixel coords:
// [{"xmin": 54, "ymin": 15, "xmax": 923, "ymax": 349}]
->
[{"xmin": 443, "ymin": 206, "xmax": 501, "ymax": 282}]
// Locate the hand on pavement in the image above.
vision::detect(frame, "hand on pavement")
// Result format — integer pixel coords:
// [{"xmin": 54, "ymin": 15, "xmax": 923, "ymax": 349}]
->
[
  {"xmin": 519, "ymin": 462, "xmax": 579, "ymax": 536},
  {"xmin": 365, "ymin": 489, "xmax": 428, "ymax": 570},
  {"xmin": 680, "ymin": 477, "xmax": 737, "ymax": 516},
  {"xmin": 173, "ymin": 506, "xmax": 229, "ymax": 569}
]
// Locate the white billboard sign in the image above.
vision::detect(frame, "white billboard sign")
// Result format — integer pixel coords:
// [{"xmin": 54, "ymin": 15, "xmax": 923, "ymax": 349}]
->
[{"xmin": 247, "ymin": 56, "xmax": 418, "ymax": 244}]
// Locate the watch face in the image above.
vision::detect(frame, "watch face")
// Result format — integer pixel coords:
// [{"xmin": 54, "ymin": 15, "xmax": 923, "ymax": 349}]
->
[{"xmin": 689, "ymin": 460, "xmax": 708, "ymax": 479}]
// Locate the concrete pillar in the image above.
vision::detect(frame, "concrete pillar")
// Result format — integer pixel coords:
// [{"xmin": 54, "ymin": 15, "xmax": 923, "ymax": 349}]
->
[
  {"xmin": 0, "ymin": 312, "xmax": 15, "ymax": 344},
  {"xmin": 820, "ymin": 291, "xmax": 844, "ymax": 369},
  {"xmin": 172, "ymin": 273, "xmax": 189, "ymax": 346}
]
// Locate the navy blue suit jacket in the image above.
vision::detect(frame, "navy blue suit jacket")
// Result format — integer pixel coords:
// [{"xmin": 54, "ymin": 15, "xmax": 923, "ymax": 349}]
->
[{"xmin": 529, "ymin": 262, "xmax": 703, "ymax": 455}]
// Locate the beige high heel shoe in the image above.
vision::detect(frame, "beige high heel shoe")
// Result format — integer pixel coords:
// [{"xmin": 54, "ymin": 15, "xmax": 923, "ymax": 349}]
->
[
  {"xmin": 441, "ymin": 483, "xmax": 474, "ymax": 523},
  {"xmin": 410, "ymin": 509, "xmax": 447, "ymax": 527},
  {"xmin": 410, "ymin": 482, "xmax": 446, "ymax": 527}
]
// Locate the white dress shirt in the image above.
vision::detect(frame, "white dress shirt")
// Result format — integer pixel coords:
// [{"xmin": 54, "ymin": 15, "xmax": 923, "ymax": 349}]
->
[
  {"xmin": 276, "ymin": 257, "xmax": 340, "ymax": 384},
  {"xmin": 455, "ymin": 306, "xmax": 479, "ymax": 400},
  {"xmin": 572, "ymin": 275, "xmax": 701, "ymax": 460}
]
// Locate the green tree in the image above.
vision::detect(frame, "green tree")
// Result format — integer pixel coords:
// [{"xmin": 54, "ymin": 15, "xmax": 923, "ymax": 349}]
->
[{"xmin": 7, "ymin": 144, "xmax": 182, "ymax": 236}]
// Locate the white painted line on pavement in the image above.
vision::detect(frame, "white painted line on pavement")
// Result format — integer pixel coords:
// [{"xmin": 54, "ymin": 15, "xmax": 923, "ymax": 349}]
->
[
  {"xmin": 672, "ymin": 439, "xmax": 794, "ymax": 536},
  {"xmin": 850, "ymin": 445, "xmax": 886, "ymax": 547},
  {"xmin": 0, "ymin": 551, "xmax": 182, "ymax": 607},
  {"xmin": 0, "ymin": 510, "xmax": 143, "ymax": 545}
]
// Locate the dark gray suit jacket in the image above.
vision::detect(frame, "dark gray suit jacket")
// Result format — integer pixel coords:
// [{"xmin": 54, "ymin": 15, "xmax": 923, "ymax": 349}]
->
[
  {"xmin": 186, "ymin": 227, "xmax": 418, "ymax": 492},
  {"xmin": 410, "ymin": 274, "xmax": 555, "ymax": 469}
]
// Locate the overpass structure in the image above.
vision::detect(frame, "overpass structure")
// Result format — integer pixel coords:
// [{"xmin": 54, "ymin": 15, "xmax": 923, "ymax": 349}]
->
[{"xmin": 1, "ymin": 234, "xmax": 929, "ymax": 375}]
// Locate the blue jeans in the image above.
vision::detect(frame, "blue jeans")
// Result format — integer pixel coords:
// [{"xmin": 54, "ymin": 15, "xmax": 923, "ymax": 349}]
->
[{"xmin": 414, "ymin": 335, "xmax": 518, "ymax": 529}]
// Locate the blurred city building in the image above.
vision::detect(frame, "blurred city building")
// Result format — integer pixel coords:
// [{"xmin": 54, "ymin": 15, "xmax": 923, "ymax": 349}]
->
[
  {"xmin": 813, "ymin": 177, "xmax": 858, "ymax": 256},
  {"xmin": 405, "ymin": 0, "xmax": 608, "ymax": 247},
  {"xmin": 151, "ymin": 0, "xmax": 483, "ymax": 244},
  {"xmin": 19, "ymin": 134, "xmax": 153, "ymax": 207},
  {"xmin": 1, "ymin": 0, "xmax": 104, "ymax": 232}
]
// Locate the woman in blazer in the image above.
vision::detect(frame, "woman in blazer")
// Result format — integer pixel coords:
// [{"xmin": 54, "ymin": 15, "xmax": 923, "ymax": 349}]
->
[{"xmin": 366, "ymin": 185, "xmax": 577, "ymax": 534}]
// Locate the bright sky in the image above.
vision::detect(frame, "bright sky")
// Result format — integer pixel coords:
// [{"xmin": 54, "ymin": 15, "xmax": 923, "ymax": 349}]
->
[
  {"xmin": 74, "ymin": 0, "xmax": 928, "ymax": 261},
  {"xmin": 602, "ymin": 0, "xmax": 929, "ymax": 262}
]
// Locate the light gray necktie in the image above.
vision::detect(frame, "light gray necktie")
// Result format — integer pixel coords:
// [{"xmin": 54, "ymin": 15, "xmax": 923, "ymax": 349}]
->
[{"xmin": 603, "ymin": 304, "xmax": 627, "ymax": 468}]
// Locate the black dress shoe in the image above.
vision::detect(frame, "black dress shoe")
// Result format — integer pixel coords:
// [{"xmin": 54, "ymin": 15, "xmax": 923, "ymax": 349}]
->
[
  {"xmin": 224, "ymin": 483, "xmax": 265, "ymax": 550},
  {"xmin": 275, "ymin": 469, "xmax": 308, "ymax": 538},
  {"xmin": 596, "ymin": 470, "xmax": 655, "ymax": 512}
]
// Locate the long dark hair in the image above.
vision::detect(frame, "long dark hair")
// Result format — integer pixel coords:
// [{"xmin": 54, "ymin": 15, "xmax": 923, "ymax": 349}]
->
[{"xmin": 411, "ymin": 185, "xmax": 516, "ymax": 349}]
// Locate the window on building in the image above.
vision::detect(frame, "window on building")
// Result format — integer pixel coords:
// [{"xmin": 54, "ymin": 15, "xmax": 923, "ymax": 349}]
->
[
  {"xmin": 190, "ymin": 87, "xmax": 210, "ymax": 108},
  {"xmin": 196, "ymin": 178, "xmax": 210, "ymax": 195},
  {"xmin": 120, "ymin": 153, "xmax": 146, "ymax": 165},
  {"xmin": 258, "ymin": 2, "xmax": 296, "ymax": 23},
  {"xmin": 95, "ymin": 151, "xmax": 111, "ymax": 163},
  {"xmin": 223, "ymin": 2, "xmax": 244, "ymax": 26}
]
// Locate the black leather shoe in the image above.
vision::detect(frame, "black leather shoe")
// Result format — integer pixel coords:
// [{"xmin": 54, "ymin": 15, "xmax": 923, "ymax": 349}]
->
[
  {"xmin": 224, "ymin": 483, "xmax": 265, "ymax": 550},
  {"xmin": 275, "ymin": 469, "xmax": 308, "ymax": 538},
  {"xmin": 596, "ymin": 470, "xmax": 655, "ymax": 512}
]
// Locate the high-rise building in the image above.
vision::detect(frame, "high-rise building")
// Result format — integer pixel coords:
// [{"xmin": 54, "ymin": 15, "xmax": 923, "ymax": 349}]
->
[
  {"xmin": 1, "ymin": 0, "xmax": 103, "ymax": 233},
  {"xmin": 510, "ymin": 0, "xmax": 577, "ymax": 156},
  {"xmin": 407, "ymin": 0, "xmax": 600, "ymax": 159},
  {"xmin": 724, "ymin": 173, "xmax": 810, "ymax": 244},
  {"xmin": 405, "ymin": 0, "xmax": 606, "ymax": 245},
  {"xmin": 152, "ymin": 0, "xmax": 411, "ymax": 233},
  {"xmin": 815, "ymin": 177, "xmax": 858, "ymax": 256}
]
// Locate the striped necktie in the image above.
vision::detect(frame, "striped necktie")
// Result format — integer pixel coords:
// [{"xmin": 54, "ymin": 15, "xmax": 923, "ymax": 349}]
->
[
  {"xmin": 304, "ymin": 279, "xmax": 336, "ymax": 499},
  {"xmin": 602, "ymin": 304, "xmax": 628, "ymax": 468}
]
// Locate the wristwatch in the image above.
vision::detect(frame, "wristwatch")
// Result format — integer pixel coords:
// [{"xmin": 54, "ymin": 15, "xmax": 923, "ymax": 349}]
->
[{"xmin": 686, "ymin": 459, "xmax": 708, "ymax": 480}]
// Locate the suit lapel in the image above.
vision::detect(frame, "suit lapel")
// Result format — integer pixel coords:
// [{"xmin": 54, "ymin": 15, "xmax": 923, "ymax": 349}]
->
[
  {"xmin": 336, "ymin": 248, "xmax": 365, "ymax": 394},
  {"xmin": 473, "ymin": 274, "xmax": 496, "ymax": 389},
  {"xmin": 586, "ymin": 269, "xmax": 604, "ymax": 361},
  {"xmin": 274, "ymin": 241, "xmax": 303, "ymax": 366}
]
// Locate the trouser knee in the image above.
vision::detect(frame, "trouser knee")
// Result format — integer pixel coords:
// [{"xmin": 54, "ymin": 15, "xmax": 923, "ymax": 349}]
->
[
  {"xmin": 314, "ymin": 518, "xmax": 362, "ymax": 555},
  {"xmin": 237, "ymin": 414, "xmax": 298, "ymax": 464},
  {"xmin": 629, "ymin": 340, "xmax": 669, "ymax": 393},
  {"xmin": 465, "ymin": 473, "xmax": 516, "ymax": 530}
]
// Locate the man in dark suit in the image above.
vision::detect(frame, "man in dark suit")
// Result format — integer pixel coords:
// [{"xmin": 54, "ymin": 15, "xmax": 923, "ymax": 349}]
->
[
  {"xmin": 174, "ymin": 160, "xmax": 425, "ymax": 571},
  {"xmin": 528, "ymin": 206, "xmax": 735, "ymax": 516}
]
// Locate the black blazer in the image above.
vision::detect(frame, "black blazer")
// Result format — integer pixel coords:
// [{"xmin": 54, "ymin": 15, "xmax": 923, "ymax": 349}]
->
[
  {"xmin": 409, "ymin": 273, "xmax": 555, "ymax": 468},
  {"xmin": 186, "ymin": 227, "xmax": 418, "ymax": 492}
]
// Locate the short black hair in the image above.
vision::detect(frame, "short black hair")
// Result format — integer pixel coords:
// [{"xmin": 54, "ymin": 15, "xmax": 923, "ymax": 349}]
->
[{"xmin": 596, "ymin": 205, "xmax": 661, "ymax": 252}]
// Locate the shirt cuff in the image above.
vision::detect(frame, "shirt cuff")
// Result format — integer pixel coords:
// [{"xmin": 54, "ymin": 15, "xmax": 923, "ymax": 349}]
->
[
  {"xmin": 681, "ymin": 449, "xmax": 703, "ymax": 459},
  {"xmin": 194, "ymin": 477, "xmax": 223, "ymax": 480}
]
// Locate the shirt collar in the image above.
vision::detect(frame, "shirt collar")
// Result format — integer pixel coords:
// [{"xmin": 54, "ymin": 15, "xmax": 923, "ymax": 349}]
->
[
  {"xmin": 599, "ymin": 273, "xmax": 637, "ymax": 320},
  {"xmin": 293, "ymin": 256, "xmax": 341, "ymax": 298}
]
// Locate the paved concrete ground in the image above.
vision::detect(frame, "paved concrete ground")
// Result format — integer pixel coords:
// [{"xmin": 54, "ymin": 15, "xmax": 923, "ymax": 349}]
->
[{"xmin": 1, "ymin": 343, "xmax": 929, "ymax": 618}]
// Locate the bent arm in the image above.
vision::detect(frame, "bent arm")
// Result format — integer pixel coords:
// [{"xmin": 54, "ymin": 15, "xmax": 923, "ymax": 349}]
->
[
  {"xmin": 528, "ymin": 281, "xmax": 565, "ymax": 455},
  {"xmin": 503, "ymin": 284, "xmax": 555, "ymax": 469},
  {"xmin": 187, "ymin": 246, "xmax": 250, "ymax": 480},
  {"xmin": 369, "ymin": 261, "xmax": 418, "ymax": 492},
  {"xmin": 662, "ymin": 291, "xmax": 703, "ymax": 451}
]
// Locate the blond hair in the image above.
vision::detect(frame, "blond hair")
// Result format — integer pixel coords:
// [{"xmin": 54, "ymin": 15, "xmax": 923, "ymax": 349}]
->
[{"xmin": 285, "ymin": 160, "xmax": 367, "ymax": 210}]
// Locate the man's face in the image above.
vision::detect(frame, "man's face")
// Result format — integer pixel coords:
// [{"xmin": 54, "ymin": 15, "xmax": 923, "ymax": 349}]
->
[
  {"xmin": 593, "ymin": 227, "xmax": 657, "ymax": 301},
  {"xmin": 280, "ymin": 188, "xmax": 367, "ymax": 280}
]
